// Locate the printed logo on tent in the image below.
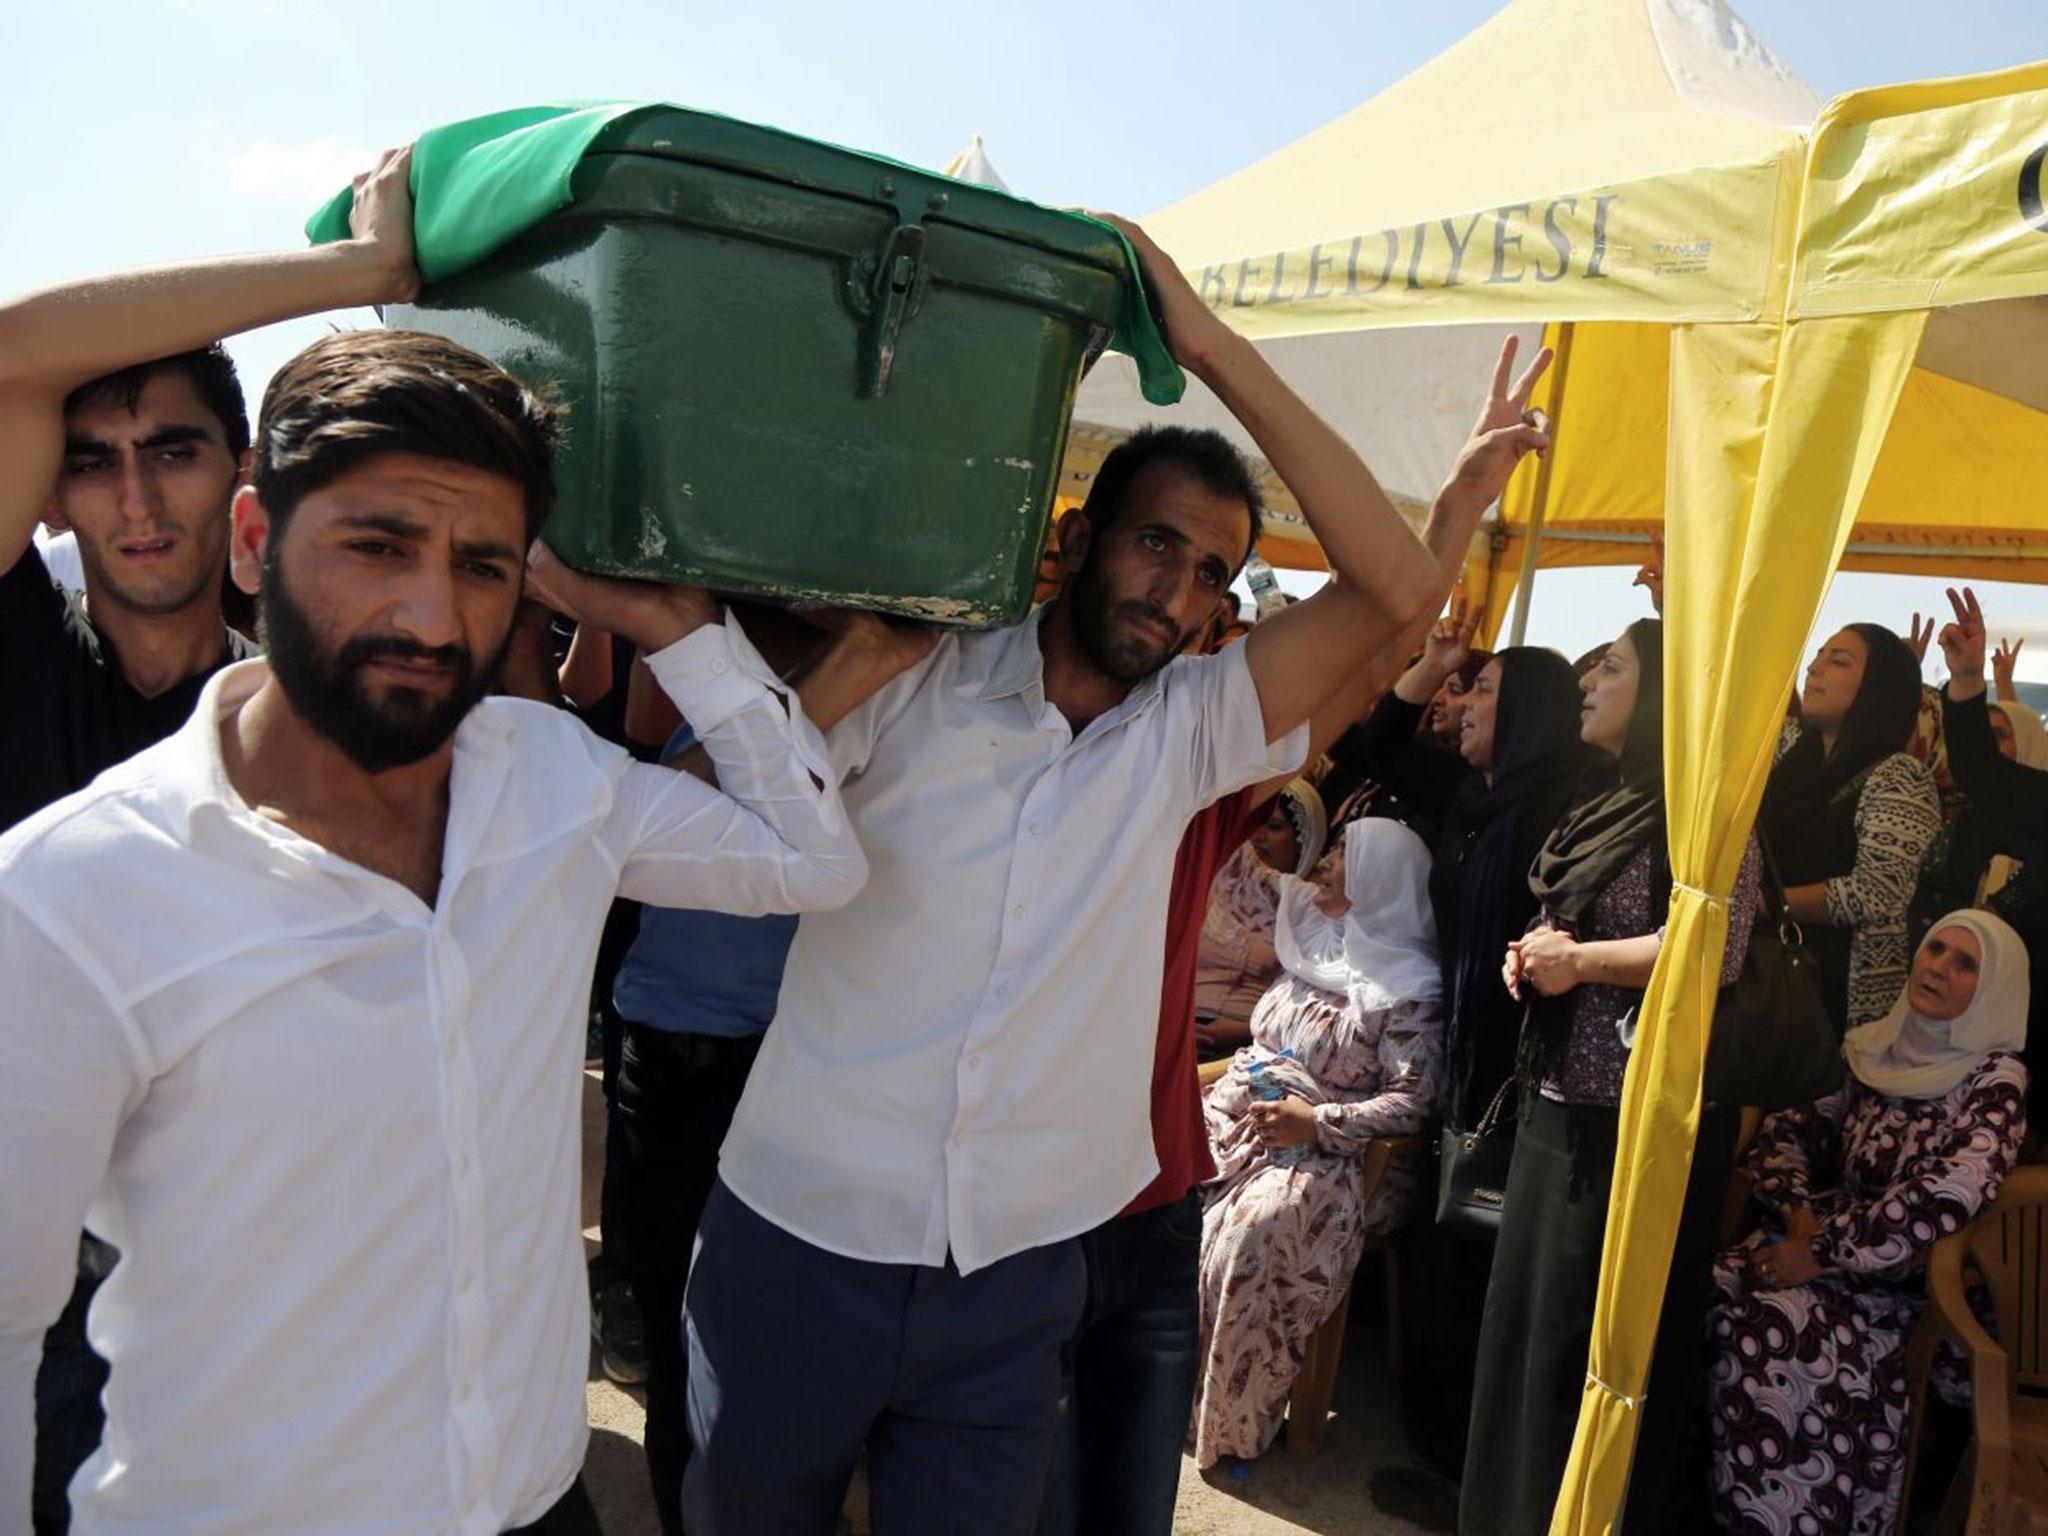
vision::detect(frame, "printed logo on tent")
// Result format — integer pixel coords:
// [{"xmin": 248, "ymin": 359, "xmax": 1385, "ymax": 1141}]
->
[
  {"xmin": 1192, "ymin": 195, "xmax": 1624, "ymax": 312},
  {"xmin": 2022, "ymin": 142, "xmax": 2048, "ymax": 234}
]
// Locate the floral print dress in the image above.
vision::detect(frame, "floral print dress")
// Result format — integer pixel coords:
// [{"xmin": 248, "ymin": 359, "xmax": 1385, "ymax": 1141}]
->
[
  {"xmin": 1704, "ymin": 1053, "xmax": 2029, "ymax": 1534},
  {"xmin": 1189, "ymin": 973, "xmax": 1440, "ymax": 1466}
]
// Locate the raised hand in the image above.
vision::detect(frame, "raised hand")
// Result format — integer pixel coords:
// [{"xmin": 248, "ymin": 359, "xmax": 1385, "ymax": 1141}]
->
[
  {"xmin": 1632, "ymin": 530, "xmax": 1665, "ymax": 615},
  {"xmin": 1904, "ymin": 611, "xmax": 1935, "ymax": 664},
  {"xmin": 1994, "ymin": 635, "xmax": 2025, "ymax": 702},
  {"xmin": 1441, "ymin": 334, "xmax": 1554, "ymax": 511},
  {"xmin": 1419, "ymin": 588, "xmax": 1481, "ymax": 679},
  {"xmin": 1086, "ymin": 212, "xmax": 1235, "ymax": 375},
  {"xmin": 1938, "ymin": 586, "xmax": 1989, "ymax": 699},
  {"xmin": 802, "ymin": 607, "xmax": 939, "ymax": 690},
  {"xmin": 347, "ymin": 146, "xmax": 421, "ymax": 304},
  {"xmin": 524, "ymin": 540, "xmax": 720, "ymax": 654}
]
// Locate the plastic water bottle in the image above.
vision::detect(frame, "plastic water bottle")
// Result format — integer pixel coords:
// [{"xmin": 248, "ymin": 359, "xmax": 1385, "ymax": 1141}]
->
[
  {"xmin": 1244, "ymin": 555, "xmax": 1288, "ymax": 621},
  {"xmin": 1248, "ymin": 1059, "xmax": 1312, "ymax": 1168}
]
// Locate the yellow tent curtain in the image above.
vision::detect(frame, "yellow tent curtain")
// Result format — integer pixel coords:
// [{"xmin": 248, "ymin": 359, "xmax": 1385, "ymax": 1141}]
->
[{"xmin": 1551, "ymin": 62, "xmax": 2048, "ymax": 1533}]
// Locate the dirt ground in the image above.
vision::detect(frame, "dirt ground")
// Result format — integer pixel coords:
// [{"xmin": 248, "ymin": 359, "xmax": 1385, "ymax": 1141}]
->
[{"xmin": 577, "ymin": 1072, "xmax": 1453, "ymax": 1536}]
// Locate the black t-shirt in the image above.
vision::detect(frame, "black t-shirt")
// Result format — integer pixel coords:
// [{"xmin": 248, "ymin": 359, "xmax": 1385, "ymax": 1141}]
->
[{"xmin": 1, "ymin": 544, "xmax": 256, "ymax": 833}]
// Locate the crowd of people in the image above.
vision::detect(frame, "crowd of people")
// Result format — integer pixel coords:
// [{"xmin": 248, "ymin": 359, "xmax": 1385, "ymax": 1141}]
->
[{"xmin": 0, "ymin": 144, "xmax": 2041, "ymax": 1536}]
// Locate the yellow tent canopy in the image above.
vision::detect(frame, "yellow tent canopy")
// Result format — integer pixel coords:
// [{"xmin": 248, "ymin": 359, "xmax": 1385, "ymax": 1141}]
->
[
  {"xmin": 1065, "ymin": 0, "xmax": 2048, "ymax": 625},
  {"xmin": 1064, "ymin": 1, "xmax": 2048, "ymax": 1529}
]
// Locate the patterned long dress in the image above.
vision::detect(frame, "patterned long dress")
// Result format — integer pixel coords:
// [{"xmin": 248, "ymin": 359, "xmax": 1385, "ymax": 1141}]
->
[
  {"xmin": 1704, "ymin": 1053, "xmax": 2029, "ymax": 1534},
  {"xmin": 1193, "ymin": 844, "xmax": 1285, "ymax": 1024},
  {"xmin": 1190, "ymin": 975, "xmax": 1440, "ymax": 1467}
]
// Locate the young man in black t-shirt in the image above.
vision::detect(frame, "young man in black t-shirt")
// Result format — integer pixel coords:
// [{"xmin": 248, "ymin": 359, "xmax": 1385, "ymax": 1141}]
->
[
  {"xmin": 0, "ymin": 347, "xmax": 259, "ymax": 831},
  {"xmin": 0, "ymin": 149, "xmax": 421, "ymax": 1532}
]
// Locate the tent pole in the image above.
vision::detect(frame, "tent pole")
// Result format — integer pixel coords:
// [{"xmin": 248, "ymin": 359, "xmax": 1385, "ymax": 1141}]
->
[{"xmin": 1507, "ymin": 321, "xmax": 1575, "ymax": 645}]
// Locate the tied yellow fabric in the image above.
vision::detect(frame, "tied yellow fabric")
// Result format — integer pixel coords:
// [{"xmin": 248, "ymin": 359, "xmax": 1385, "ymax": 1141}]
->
[
  {"xmin": 1549, "ymin": 61, "xmax": 2048, "ymax": 1527},
  {"xmin": 1544, "ymin": 301, "xmax": 1931, "ymax": 1526}
]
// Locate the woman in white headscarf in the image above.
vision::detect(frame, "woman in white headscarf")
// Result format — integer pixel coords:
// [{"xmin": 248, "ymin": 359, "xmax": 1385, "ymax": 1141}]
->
[
  {"xmin": 1705, "ymin": 910, "xmax": 2032, "ymax": 1535},
  {"xmin": 1188, "ymin": 816, "xmax": 1443, "ymax": 1468}
]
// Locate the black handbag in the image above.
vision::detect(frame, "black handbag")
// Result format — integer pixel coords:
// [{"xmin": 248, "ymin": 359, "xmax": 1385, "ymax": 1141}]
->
[
  {"xmin": 1700, "ymin": 841, "xmax": 1843, "ymax": 1110},
  {"xmin": 1437, "ymin": 1074, "xmax": 1515, "ymax": 1236}
]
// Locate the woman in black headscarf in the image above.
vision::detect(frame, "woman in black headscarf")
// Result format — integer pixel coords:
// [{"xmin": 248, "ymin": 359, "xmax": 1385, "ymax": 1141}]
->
[
  {"xmin": 1362, "ymin": 641, "xmax": 1589, "ymax": 1474},
  {"xmin": 1760, "ymin": 623, "xmax": 1940, "ymax": 1033},
  {"xmin": 1460, "ymin": 619, "xmax": 1762, "ymax": 1536}
]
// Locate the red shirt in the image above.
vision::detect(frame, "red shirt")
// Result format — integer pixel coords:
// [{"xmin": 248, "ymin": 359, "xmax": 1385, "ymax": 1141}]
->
[{"xmin": 1121, "ymin": 786, "xmax": 1275, "ymax": 1216}]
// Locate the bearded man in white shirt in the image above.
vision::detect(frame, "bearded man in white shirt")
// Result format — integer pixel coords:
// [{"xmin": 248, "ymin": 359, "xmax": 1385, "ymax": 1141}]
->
[
  {"xmin": 0, "ymin": 163, "xmax": 918, "ymax": 1534},
  {"xmin": 681, "ymin": 220, "xmax": 1552, "ymax": 1536}
]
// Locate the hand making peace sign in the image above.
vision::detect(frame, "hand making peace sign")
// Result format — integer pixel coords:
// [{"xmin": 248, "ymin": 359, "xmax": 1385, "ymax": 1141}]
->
[
  {"xmin": 1938, "ymin": 586, "xmax": 1989, "ymax": 698},
  {"xmin": 1420, "ymin": 587, "xmax": 1483, "ymax": 680},
  {"xmin": 1442, "ymin": 334, "xmax": 1555, "ymax": 512},
  {"xmin": 1994, "ymin": 635, "xmax": 2025, "ymax": 701},
  {"xmin": 1905, "ymin": 610, "xmax": 1936, "ymax": 664}
]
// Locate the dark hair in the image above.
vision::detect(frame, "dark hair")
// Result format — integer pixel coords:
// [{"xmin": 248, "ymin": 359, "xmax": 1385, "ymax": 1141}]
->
[
  {"xmin": 1615, "ymin": 617, "xmax": 1664, "ymax": 784},
  {"xmin": 1487, "ymin": 647, "xmax": 1587, "ymax": 790},
  {"xmin": 252, "ymin": 330, "xmax": 562, "ymax": 538},
  {"xmin": 1838, "ymin": 622, "xmax": 1923, "ymax": 772},
  {"xmin": 64, "ymin": 344, "xmax": 250, "ymax": 460},
  {"xmin": 1760, "ymin": 620, "xmax": 1926, "ymax": 882},
  {"xmin": 1451, "ymin": 647, "xmax": 1493, "ymax": 692},
  {"xmin": 1081, "ymin": 425, "xmax": 1265, "ymax": 568}
]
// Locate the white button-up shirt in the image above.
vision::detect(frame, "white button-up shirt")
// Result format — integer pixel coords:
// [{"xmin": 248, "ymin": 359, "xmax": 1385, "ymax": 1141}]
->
[
  {"xmin": 0, "ymin": 621, "xmax": 863, "ymax": 1536},
  {"xmin": 720, "ymin": 610, "xmax": 1304, "ymax": 1273}
]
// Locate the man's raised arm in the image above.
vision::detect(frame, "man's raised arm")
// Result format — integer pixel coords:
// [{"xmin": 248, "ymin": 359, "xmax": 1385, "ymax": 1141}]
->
[
  {"xmin": 0, "ymin": 148, "xmax": 421, "ymax": 570},
  {"xmin": 1242, "ymin": 336, "xmax": 1556, "ymax": 799},
  {"xmin": 1101, "ymin": 216, "xmax": 1546, "ymax": 744}
]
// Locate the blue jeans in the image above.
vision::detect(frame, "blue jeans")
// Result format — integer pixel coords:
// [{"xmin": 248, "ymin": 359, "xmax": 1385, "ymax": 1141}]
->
[
  {"xmin": 682, "ymin": 1181, "xmax": 1086, "ymax": 1536},
  {"xmin": 1035, "ymin": 1191, "xmax": 1202, "ymax": 1536}
]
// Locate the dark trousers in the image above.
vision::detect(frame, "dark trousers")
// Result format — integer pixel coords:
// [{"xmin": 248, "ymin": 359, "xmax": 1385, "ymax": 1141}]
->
[
  {"xmin": 1400, "ymin": 1215, "xmax": 1498, "ymax": 1480},
  {"xmin": 682, "ymin": 1180, "xmax": 1087, "ymax": 1536},
  {"xmin": 1036, "ymin": 1192, "xmax": 1203, "ymax": 1536},
  {"xmin": 614, "ymin": 1023, "xmax": 762, "ymax": 1536},
  {"xmin": 506, "ymin": 1477, "xmax": 602, "ymax": 1535},
  {"xmin": 1460, "ymin": 1095, "xmax": 1739, "ymax": 1536},
  {"xmin": 32, "ymin": 1236, "xmax": 114, "ymax": 1535}
]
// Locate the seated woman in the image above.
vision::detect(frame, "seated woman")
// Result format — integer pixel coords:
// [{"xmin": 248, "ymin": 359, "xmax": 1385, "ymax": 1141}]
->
[
  {"xmin": 1192, "ymin": 778, "xmax": 1326, "ymax": 1058},
  {"xmin": 1705, "ymin": 910, "xmax": 2031, "ymax": 1536},
  {"xmin": 1189, "ymin": 815, "xmax": 1441, "ymax": 1468}
]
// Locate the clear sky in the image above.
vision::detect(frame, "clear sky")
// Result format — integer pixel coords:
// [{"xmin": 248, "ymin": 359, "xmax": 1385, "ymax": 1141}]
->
[{"xmin": 6, "ymin": 0, "xmax": 2043, "ymax": 670}]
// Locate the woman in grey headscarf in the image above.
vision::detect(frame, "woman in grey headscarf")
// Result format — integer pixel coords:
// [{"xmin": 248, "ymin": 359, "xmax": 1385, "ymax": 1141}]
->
[{"xmin": 1705, "ymin": 910, "xmax": 2032, "ymax": 1535}]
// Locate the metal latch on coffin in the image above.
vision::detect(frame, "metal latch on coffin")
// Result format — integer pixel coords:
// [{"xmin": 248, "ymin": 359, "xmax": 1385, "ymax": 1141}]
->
[{"xmin": 845, "ymin": 221, "xmax": 928, "ymax": 399}]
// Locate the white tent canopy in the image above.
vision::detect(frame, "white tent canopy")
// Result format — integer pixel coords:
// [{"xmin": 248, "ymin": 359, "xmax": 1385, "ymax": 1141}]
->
[{"xmin": 1066, "ymin": 0, "xmax": 1822, "ymax": 567}]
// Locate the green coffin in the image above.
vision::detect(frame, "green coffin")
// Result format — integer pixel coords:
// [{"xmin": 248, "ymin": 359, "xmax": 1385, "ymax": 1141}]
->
[{"xmin": 385, "ymin": 110, "xmax": 1141, "ymax": 628}]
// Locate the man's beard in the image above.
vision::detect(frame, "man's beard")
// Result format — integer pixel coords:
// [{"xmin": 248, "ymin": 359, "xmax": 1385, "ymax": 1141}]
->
[
  {"xmin": 259, "ymin": 556, "xmax": 510, "ymax": 773},
  {"xmin": 1068, "ymin": 559, "xmax": 1197, "ymax": 686}
]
